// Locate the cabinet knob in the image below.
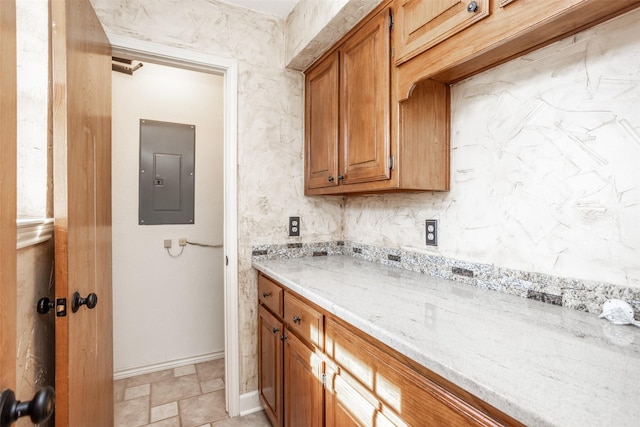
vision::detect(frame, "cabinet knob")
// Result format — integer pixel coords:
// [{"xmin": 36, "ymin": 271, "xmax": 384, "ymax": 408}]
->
[
  {"xmin": 272, "ymin": 327, "xmax": 279, "ymax": 334},
  {"xmin": 338, "ymin": 175, "xmax": 345, "ymax": 181},
  {"xmin": 262, "ymin": 291, "xmax": 271, "ymax": 298},
  {"xmin": 328, "ymin": 176, "xmax": 335, "ymax": 182},
  {"xmin": 467, "ymin": 1, "xmax": 479, "ymax": 12},
  {"xmin": 293, "ymin": 316, "xmax": 301, "ymax": 324}
]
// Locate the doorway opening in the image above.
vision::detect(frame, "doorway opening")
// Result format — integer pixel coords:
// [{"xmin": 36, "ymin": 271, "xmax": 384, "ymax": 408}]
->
[{"xmin": 109, "ymin": 35, "xmax": 240, "ymax": 416}]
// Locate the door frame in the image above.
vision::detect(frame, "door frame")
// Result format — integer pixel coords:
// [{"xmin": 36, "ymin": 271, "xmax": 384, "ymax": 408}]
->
[
  {"xmin": 108, "ymin": 35, "xmax": 241, "ymax": 417},
  {"xmin": 0, "ymin": 0, "xmax": 17, "ymax": 393}
]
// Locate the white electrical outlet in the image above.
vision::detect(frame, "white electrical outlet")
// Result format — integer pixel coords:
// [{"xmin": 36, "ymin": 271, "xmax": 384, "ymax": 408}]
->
[
  {"xmin": 178, "ymin": 238, "xmax": 187, "ymax": 247},
  {"xmin": 164, "ymin": 239, "xmax": 172, "ymax": 248}
]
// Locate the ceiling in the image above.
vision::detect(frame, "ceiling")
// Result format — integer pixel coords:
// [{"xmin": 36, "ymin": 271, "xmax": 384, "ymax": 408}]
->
[{"xmin": 222, "ymin": 0, "xmax": 299, "ymax": 18}]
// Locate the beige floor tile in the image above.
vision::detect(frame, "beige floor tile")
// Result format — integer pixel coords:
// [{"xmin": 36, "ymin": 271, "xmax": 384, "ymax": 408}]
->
[
  {"xmin": 211, "ymin": 411, "xmax": 271, "ymax": 427},
  {"xmin": 174, "ymin": 364, "xmax": 197, "ymax": 377},
  {"xmin": 179, "ymin": 390, "xmax": 227, "ymax": 427},
  {"xmin": 151, "ymin": 401, "xmax": 179, "ymax": 422},
  {"xmin": 142, "ymin": 416, "xmax": 181, "ymax": 427},
  {"xmin": 200, "ymin": 378, "xmax": 224, "ymax": 393},
  {"xmin": 127, "ymin": 369, "xmax": 174, "ymax": 388},
  {"xmin": 114, "ymin": 395, "xmax": 149, "ymax": 427},
  {"xmin": 114, "ymin": 379, "xmax": 127, "ymax": 403},
  {"xmin": 151, "ymin": 374, "xmax": 201, "ymax": 406},
  {"xmin": 195, "ymin": 359, "xmax": 225, "ymax": 381},
  {"xmin": 125, "ymin": 383, "xmax": 151, "ymax": 400}
]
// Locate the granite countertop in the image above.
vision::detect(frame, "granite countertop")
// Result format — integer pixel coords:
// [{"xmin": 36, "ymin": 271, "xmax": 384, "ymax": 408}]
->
[{"xmin": 252, "ymin": 255, "xmax": 640, "ymax": 427}]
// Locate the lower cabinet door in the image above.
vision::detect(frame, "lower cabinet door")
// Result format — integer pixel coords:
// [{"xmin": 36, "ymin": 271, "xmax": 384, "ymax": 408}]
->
[
  {"xmin": 325, "ymin": 364, "xmax": 400, "ymax": 427},
  {"xmin": 258, "ymin": 306, "xmax": 283, "ymax": 427},
  {"xmin": 283, "ymin": 330, "xmax": 324, "ymax": 427},
  {"xmin": 325, "ymin": 364, "xmax": 369, "ymax": 427}
]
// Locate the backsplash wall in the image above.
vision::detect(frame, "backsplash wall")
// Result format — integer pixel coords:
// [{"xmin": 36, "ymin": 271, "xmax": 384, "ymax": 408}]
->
[{"xmin": 345, "ymin": 8, "xmax": 640, "ymax": 290}]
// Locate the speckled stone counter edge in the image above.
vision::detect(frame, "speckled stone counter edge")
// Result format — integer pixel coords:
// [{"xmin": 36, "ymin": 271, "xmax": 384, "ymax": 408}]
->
[{"xmin": 252, "ymin": 241, "xmax": 640, "ymax": 319}]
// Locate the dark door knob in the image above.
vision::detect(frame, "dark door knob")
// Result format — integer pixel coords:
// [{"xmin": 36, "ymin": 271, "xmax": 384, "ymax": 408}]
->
[
  {"xmin": 71, "ymin": 291, "xmax": 98, "ymax": 313},
  {"xmin": 0, "ymin": 386, "xmax": 55, "ymax": 426},
  {"xmin": 36, "ymin": 297, "xmax": 55, "ymax": 315}
]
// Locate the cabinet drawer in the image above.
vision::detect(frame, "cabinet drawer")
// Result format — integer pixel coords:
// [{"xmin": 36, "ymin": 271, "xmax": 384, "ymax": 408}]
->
[
  {"xmin": 284, "ymin": 292, "xmax": 324, "ymax": 349},
  {"xmin": 258, "ymin": 274, "xmax": 283, "ymax": 317}
]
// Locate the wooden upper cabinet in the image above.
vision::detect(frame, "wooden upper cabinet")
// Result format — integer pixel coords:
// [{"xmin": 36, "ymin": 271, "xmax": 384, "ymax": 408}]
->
[
  {"xmin": 340, "ymin": 8, "xmax": 391, "ymax": 185},
  {"xmin": 395, "ymin": 0, "xmax": 489, "ymax": 65},
  {"xmin": 304, "ymin": 6, "xmax": 397, "ymax": 195},
  {"xmin": 396, "ymin": 0, "xmax": 640, "ymax": 98},
  {"xmin": 305, "ymin": 51, "xmax": 339, "ymax": 190}
]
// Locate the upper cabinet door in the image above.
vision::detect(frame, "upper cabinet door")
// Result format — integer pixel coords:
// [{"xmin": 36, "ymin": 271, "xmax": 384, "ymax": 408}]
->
[
  {"xmin": 340, "ymin": 8, "xmax": 391, "ymax": 185},
  {"xmin": 395, "ymin": 0, "xmax": 489, "ymax": 64},
  {"xmin": 305, "ymin": 51, "xmax": 339, "ymax": 190}
]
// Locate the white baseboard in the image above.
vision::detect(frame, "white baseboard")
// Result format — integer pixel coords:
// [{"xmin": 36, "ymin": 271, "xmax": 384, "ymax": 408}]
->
[
  {"xmin": 239, "ymin": 390, "xmax": 263, "ymax": 416},
  {"xmin": 113, "ymin": 351, "xmax": 224, "ymax": 380}
]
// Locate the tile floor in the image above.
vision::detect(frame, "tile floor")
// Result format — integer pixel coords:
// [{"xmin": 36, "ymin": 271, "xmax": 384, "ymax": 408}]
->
[{"xmin": 114, "ymin": 359, "xmax": 271, "ymax": 427}]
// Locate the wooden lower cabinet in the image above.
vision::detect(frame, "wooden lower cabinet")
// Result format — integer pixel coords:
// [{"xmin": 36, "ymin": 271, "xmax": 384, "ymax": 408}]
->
[
  {"xmin": 258, "ymin": 305, "xmax": 283, "ymax": 427},
  {"xmin": 257, "ymin": 272, "xmax": 523, "ymax": 427},
  {"xmin": 283, "ymin": 330, "xmax": 324, "ymax": 427},
  {"xmin": 324, "ymin": 318, "xmax": 520, "ymax": 427}
]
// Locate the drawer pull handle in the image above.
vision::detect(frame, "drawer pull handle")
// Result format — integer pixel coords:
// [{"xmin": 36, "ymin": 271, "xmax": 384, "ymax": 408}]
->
[
  {"xmin": 467, "ymin": 1, "xmax": 479, "ymax": 12},
  {"xmin": 262, "ymin": 292, "xmax": 271, "ymax": 298},
  {"xmin": 293, "ymin": 316, "xmax": 301, "ymax": 324},
  {"xmin": 272, "ymin": 327, "xmax": 279, "ymax": 334}
]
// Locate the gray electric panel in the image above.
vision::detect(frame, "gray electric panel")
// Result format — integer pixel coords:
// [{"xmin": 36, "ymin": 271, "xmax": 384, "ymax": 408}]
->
[{"xmin": 139, "ymin": 119, "xmax": 195, "ymax": 225}]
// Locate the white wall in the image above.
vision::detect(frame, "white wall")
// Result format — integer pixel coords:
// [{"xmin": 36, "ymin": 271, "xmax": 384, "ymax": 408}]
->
[
  {"xmin": 344, "ymin": 8, "xmax": 640, "ymax": 289},
  {"xmin": 112, "ymin": 62, "xmax": 225, "ymax": 372},
  {"xmin": 16, "ymin": 0, "xmax": 49, "ymax": 218}
]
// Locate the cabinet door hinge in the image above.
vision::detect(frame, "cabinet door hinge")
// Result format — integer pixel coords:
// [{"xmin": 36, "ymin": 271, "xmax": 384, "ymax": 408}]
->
[
  {"xmin": 322, "ymin": 373, "xmax": 326, "ymax": 388},
  {"xmin": 389, "ymin": 14, "xmax": 394, "ymax": 30},
  {"xmin": 389, "ymin": 155, "xmax": 395, "ymax": 171},
  {"xmin": 391, "ymin": 47, "xmax": 395, "ymax": 58}
]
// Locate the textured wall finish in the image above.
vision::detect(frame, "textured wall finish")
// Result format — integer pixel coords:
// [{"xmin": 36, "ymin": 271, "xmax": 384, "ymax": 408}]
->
[
  {"xmin": 16, "ymin": 0, "xmax": 49, "ymax": 218},
  {"xmin": 15, "ymin": 2, "xmax": 55, "ymax": 423},
  {"xmin": 344, "ymin": 8, "xmax": 640, "ymax": 290},
  {"xmin": 90, "ymin": 0, "xmax": 344, "ymax": 393},
  {"xmin": 16, "ymin": 242, "xmax": 55, "ymax": 427},
  {"xmin": 285, "ymin": 0, "xmax": 382, "ymax": 70}
]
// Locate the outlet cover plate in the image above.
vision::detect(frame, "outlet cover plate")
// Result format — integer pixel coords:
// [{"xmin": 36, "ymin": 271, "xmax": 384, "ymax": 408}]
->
[
  {"xmin": 289, "ymin": 216, "xmax": 300, "ymax": 237},
  {"xmin": 426, "ymin": 220, "xmax": 438, "ymax": 246}
]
